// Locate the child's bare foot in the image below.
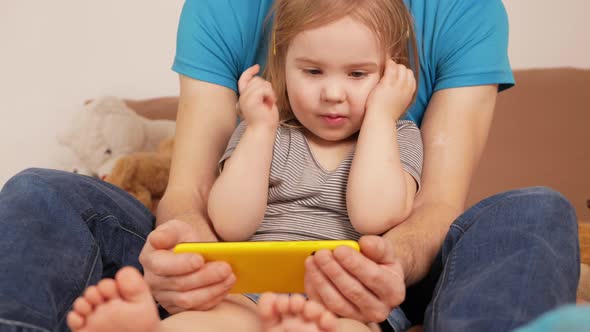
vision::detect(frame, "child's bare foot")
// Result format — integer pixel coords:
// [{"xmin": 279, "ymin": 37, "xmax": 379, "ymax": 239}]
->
[
  {"xmin": 258, "ymin": 293, "xmax": 337, "ymax": 332},
  {"xmin": 67, "ymin": 266, "xmax": 159, "ymax": 332}
]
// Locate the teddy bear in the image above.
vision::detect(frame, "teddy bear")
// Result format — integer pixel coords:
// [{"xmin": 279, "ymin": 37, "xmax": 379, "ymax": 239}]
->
[
  {"xmin": 57, "ymin": 96, "xmax": 175, "ymax": 179},
  {"xmin": 104, "ymin": 137, "xmax": 174, "ymax": 211}
]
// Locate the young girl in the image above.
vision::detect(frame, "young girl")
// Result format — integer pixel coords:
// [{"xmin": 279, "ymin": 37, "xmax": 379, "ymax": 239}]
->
[{"xmin": 67, "ymin": 0, "xmax": 422, "ymax": 331}]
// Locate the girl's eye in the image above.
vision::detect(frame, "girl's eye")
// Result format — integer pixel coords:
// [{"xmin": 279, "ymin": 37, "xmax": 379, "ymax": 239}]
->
[
  {"xmin": 350, "ymin": 71, "xmax": 367, "ymax": 78},
  {"xmin": 304, "ymin": 69, "xmax": 322, "ymax": 76}
]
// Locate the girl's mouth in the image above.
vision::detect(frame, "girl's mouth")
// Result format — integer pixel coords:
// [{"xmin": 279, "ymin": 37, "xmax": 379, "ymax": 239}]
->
[{"xmin": 320, "ymin": 115, "xmax": 346, "ymax": 126}]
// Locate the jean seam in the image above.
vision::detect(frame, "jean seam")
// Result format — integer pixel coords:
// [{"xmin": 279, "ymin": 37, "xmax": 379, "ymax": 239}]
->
[
  {"xmin": 429, "ymin": 252, "xmax": 452, "ymax": 332},
  {"xmin": 25, "ymin": 168, "xmax": 153, "ymax": 240},
  {"xmin": 55, "ymin": 241, "xmax": 100, "ymax": 331},
  {"xmin": 430, "ymin": 236, "xmax": 464, "ymax": 332},
  {"xmin": 14, "ymin": 171, "xmax": 101, "ymax": 328},
  {"xmin": 95, "ymin": 215, "xmax": 148, "ymax": 242},
  {"xmin": 0, "ymin": 318, "xmax": 51, "ymax": 332},
  {"xmin": 430, "ymin": 198, "xmax": 505, "ymax": 331}
]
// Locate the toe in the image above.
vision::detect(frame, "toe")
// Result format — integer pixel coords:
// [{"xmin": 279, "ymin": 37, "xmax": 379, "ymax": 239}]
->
[
  {"xmin": 302, "ymin": 300, "xmax": 325, "ymax": 321},
  {"xmin": 73, "ymin": 297, "xmax": 93, "ymax": 316},
  {"xmin": 66, "ymin": 311, "xmax": 85, "ymax": 331},
  {"xmin": 115, "ymin": 266, "xmax": 152, "ymax": 303},
  {"xmin": 318, "ymin": 310, "xmax": 337, "ymax": 331},
  {"xmin": 275, "ymin": 294, "xmax": 291, "ymax": 314},
  {"xmin": 97, "ymin": 278, "xmax": 120, "ymax": 300},
  {"xmin": 288, "ymin": 294, "xmax": 306, "ymax": 315},
  {"xmin": 258, "ymin": 293, "xmax": 279, "ymax": 320},
  {"xmin": 84, "ymin": 286, "xmax": 104, "ymax": 306}
]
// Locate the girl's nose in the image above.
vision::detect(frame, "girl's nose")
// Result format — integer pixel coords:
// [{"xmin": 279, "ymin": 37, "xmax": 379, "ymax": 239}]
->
[{"xmin": 320, "ymin": 81, "xmax": 346, "ymax": 103}]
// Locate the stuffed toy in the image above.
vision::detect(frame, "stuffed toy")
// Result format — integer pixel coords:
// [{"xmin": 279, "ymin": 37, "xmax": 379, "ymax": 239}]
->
[
  {"xmin": 57, "ymin": 96, "xmax": 175, "ymax": 178},
  {"xmin": 104, "ymin": 137, "xmax": 174, "ymax": 211},
  {"xmin": 55, "ymin": 146, "xmax": 93, "ymax": 176}
]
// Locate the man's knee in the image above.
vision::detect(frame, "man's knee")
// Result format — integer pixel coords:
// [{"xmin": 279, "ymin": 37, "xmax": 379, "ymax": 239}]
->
[
  {"xmin": 3, "ymin": 168, "xmax": 82, "ymax": 195},
  {"xmin": 512, "ymin": 186, "xmax": 576, "ymax": 225},
  {"xmin": 464, "ymin": 187, "xmax": 577, "ymax": 239},
  {"xmin": 501, "ymin": 187, "xmax": 578, "ymax": 252}
]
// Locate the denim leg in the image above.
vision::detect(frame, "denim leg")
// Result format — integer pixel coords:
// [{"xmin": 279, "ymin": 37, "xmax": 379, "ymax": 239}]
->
[
  {"xmin": 424, "ymin": 187, "xmax": 580, "ymax": 332},
  {"xmin": 0, "ymin": 168, "xmax": 155, "ymax": 332}
]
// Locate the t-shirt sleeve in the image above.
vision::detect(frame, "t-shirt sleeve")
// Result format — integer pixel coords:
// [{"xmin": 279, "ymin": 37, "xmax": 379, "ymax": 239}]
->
[
  {"xmin": 172, "ymin": 0, "xmax": 265, "ymax": 93},
  {"xmin": 434, "ymin": 0, "xmax": 514, "ymax": 92},
  {"xmin": 396, "ymin": 120, "xmax": 423, "ymax": 192}
]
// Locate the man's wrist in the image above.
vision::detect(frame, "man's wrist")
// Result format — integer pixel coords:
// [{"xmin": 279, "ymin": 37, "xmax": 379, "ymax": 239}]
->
[
  {"xmin": 383, "ymin": 200, "xmax": 463, "ymax": 285},
  {"xmin": 157, "ymin": 189, "xmax": 216, "ymax": 241}
]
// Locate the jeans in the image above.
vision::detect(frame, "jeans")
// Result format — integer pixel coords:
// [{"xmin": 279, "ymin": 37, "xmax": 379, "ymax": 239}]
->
[
  {"xmin": 0, "ymin": 168, "xmax": 580, "ymax": 332},
  {"xmin": 0, "ymin": 169, "xmax": 154, "ymax": 332}
]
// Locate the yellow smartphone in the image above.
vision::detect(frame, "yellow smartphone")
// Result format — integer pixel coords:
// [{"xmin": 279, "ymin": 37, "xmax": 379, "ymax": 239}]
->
[{"xmin": 174, "ymin": 240, "xmax": 359, "ymax": 293}]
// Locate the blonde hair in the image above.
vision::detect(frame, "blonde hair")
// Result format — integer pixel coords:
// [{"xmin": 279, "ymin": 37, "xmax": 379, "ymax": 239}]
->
[{"xmin": 264, "ymin": 0, "xmax": 419, "ymax": 122}]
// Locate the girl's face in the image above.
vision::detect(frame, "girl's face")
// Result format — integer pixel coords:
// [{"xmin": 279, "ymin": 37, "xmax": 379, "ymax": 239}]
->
[{"xmin": 285, "ymin": 16, "xmax": 384, "ymax": 143}]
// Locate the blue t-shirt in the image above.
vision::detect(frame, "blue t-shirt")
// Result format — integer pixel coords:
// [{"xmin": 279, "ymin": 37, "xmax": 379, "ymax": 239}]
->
[{"xmin": 172, "ymin": 0, "xmax": 514, "ymax": 126}]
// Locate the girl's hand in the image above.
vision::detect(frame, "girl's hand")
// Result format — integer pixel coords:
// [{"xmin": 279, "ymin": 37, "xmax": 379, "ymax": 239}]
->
[
  {"xmin": 238, "ymin": 64, "xmax": 279, "ymax": 129},
  {"xmin": 366, "ymin": 60, "xmax": 416, "ymax": 119}
]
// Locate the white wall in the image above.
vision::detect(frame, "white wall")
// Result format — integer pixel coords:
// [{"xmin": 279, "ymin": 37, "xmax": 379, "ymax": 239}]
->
[
  {"xmin": 0, "ymin": 0, "xmax": 589, "ymax": 186},
  {"xmin": 0, "ymin": 0, "xmax": 183, "ymax": 186}
]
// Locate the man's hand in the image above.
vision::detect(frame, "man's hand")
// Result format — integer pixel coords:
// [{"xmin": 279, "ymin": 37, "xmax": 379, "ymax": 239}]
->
[
  {"xmin": 303, "ymin": 236, "xmax": 406, "ymax": 323},
  {"xmin": 139, "ymin": 219, "xmax": 236, "ymax": 313}
]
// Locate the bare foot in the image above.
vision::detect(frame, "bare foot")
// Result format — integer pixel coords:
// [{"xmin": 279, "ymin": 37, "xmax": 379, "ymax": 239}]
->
[
  {"xmin": 67, "ymin": 266, "xmax": 160, "ymax": 332},
  {"xmin": 258, "ymin": 293, "xmax": 337, "ymax": 332}
]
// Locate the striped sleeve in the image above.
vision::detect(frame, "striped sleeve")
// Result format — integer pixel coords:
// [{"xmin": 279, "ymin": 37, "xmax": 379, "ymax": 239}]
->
[
  {"xmin": 219, "ymin": 121, "xmax": 248, "ymax": 170},
  {"xmin": 396, "ymin": 120, "xmax": 423, "ymax": 191},
  {"xmin": 219, "ymin": 121, "xmax": 283, "ymax": 171}
]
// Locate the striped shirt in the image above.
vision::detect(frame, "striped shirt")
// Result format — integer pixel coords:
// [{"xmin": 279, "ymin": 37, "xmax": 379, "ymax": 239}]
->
[{"xmin": 219, "ymin": 120, "xmax": 423, "ymax": 241}]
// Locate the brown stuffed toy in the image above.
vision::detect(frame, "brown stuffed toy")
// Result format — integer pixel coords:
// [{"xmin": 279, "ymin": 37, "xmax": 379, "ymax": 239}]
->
[{"xmin": 105, "ymin": 137, "xmax": 173, "ymax": 212}]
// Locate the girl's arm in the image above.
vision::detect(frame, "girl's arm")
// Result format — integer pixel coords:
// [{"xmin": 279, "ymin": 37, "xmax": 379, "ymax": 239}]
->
[
  {"xmin": 347, "ymin": 60, "xmax": 419, "ymax": 235},
  {"xmin": 347, "ymin": 112, "xmax": 418, "ymax": 235},
  {"xmin": 208, "ymin": 64, "xmax": 280, "ymax": 242},
  {"xmin": 208, "ymin": 123, "xmax": 276, "ymax": 241}
]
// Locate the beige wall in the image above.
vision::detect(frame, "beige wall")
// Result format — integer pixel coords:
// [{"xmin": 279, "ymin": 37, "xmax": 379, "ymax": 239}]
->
[
  {"xmin": 504, "ymin": 0, "xmax": 590, "ymax": 69},
  {"xmin": 0, "ymin": 0, "xmax": 588, "ymax": 186}
]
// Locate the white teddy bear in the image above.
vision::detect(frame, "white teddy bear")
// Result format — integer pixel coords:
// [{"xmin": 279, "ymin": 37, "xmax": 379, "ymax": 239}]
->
[{"xmin": 57, "ymin": 96, "xmax": 175, "ymax": 179}]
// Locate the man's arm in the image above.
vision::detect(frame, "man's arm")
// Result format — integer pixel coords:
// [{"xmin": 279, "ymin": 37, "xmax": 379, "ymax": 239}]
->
[
  {"xmin": 156, "ymin": 76, "xmax": 238, "ymax": 236},
  {"xmin": 125, "ymin": 97, "xmax": 180, "ymax": 121},
  {"xmin": 139, "ymin": 75, "xmax": 239, "ymax": 314},
  {"xmin": 385, "ymin": 84, "xmax": 497, "ymax": 285}
]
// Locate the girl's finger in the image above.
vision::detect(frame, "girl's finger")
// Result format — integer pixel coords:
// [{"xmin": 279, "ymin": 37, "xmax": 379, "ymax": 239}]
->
[{"xmin": 238, "ymin": 64, "xmax": 261, "ymax": 94}]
